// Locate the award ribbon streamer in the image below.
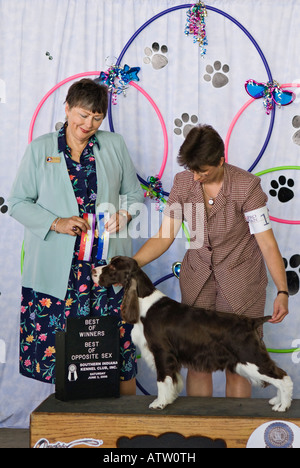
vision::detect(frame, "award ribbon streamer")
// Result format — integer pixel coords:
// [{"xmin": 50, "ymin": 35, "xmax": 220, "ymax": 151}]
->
[
  {"xmin": 78, "ymin": 214, "xmax": 96, "ymax": 262},
  {"xmin": 97, "ymin": 212, "xmax": 110, "ymax": 260}
]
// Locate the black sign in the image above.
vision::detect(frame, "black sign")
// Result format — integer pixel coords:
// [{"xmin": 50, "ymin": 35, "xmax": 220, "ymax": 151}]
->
[{"xmin": 55, "ymin": 316, "xmax": 120, "ymax": 401}]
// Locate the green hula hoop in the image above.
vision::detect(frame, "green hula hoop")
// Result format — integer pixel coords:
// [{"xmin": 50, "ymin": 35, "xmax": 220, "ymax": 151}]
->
[
  {"xmin": 267, "ymin": 348, "xmax": 300, "ymax": 354},
  {"xmin": 142, "ymin": 183, "xmax": 300, "ymax": 356},
  {"xmin": 20, "ymin": 183, "xmax": 297, "ymax": 356},
  {"xmin": 21, "ymin": 241, "xmax": 25, "ymax": 275},
  {"xmin": 255, "ymin": 165, "xmax": 300, "ymax": 177},
  {"xmin": 255, "ymin": 166, "xmax": 300, "ymax": 353}
]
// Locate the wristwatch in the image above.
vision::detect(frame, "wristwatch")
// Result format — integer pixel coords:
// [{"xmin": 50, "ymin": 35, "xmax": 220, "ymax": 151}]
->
[{"xmin": 277, "ymin": 290, "xmax": 289, "ymax": 297}]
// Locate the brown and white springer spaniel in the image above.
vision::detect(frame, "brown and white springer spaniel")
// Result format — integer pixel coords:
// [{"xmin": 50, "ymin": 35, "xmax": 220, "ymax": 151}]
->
[{"xmin": 92, "ymin": 256, "xmax": 293, "ymax": 412}]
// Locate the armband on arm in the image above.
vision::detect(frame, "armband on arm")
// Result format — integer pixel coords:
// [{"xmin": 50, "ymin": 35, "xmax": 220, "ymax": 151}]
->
[{"xmin": 244, "ymin": 206, "xmax": 272, "ymax": 235}]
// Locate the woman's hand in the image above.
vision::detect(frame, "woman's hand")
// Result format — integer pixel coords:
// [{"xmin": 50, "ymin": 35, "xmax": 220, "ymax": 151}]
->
[
  {"xmin": 51, "ymin": 211, "xmax": 131, "ymax": 237},
  {"xmin": 269, "ymin": 293, "xmax": 289, "ymax": 324},
  {"xmin": 105, "ymin": 211, "xmax": 131, "ymax": 234},
  {"xmin": 51, "ymin": 216, "xmax": 91, "ymax": 236},
  {"xmin": 255, "ymin": 230, "xmax": 289, "ymax": 324}
]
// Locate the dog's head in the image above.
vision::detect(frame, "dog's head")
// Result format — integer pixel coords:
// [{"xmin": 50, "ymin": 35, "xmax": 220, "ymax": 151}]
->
[{"xmin": 92, "ymin": 256, "xmax": 140, "ymax": 324}]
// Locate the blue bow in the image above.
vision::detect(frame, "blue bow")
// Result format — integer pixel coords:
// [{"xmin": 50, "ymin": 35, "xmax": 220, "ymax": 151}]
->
[{"xmin": 245, "ymin": 79, "xmax": 295, "ymax": 115}]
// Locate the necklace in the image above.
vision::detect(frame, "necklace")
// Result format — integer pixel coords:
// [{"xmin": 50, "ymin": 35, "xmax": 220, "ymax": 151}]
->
[{"xmin": 202, "ymin": 184, "xmax": 215, "ymax": 205}]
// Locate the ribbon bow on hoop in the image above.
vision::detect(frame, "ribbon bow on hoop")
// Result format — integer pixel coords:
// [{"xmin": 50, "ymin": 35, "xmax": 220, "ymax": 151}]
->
[
  {"xmin": 144, "ymin": 175, "xmax": 165, "ymax": 212},
  {"xmin": 245, "ymin": 79, "xmax": 296, "ymax": 115},
  {"xmin": 97, "ymin": 64, "xmax": 140, "ymax": 105}
]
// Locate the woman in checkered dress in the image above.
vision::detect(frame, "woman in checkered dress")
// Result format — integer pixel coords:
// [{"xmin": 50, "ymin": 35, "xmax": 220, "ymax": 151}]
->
[{"xmin": 134, "ymin": 124, "xmax": 289, "ymax": 398}]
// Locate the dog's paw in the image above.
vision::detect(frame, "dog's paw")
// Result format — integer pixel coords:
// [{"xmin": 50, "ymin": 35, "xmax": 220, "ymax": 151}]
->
[
  {"xmin": 269, "ymin": 395, "xmax": 292, "ymax": 412},
  {"xmin": 271, "ymin": 402, "xmax": 291, "ymax": 412},
  {"xmin": 149, "ymin": 398, "xmax": 167, "ymax": 410},
  {"xmin": 269, "ymin": 395, "xmax": 280, "ymax": 407},
  {"xmin": 270, "ymin": 397, "xmax": 292, "ymax": 412}
]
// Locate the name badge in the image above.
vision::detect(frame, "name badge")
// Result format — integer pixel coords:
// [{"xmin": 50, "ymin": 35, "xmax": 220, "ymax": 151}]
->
[{"xmin": 46, "ymin": 157, "xmax": 61, "ymax": 163}]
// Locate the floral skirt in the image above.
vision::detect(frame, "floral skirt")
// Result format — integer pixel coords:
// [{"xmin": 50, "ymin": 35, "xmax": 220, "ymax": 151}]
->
[{"xmin": 20, "ymin": 245, "xmax": 137, "ymax": 384}]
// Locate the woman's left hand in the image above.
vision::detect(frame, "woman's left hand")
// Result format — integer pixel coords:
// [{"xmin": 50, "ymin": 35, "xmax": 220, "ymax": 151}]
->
[
  {"xmin": 269, "ymin": 294, "xmax": 289, "ymax": 324},
  {"xmin": 254, "ymin": 230, "xmax": 289, "ymax": 325},
  {"xmin": 105, "ymin": 211, "xmax": 131, "ymax": 234}
]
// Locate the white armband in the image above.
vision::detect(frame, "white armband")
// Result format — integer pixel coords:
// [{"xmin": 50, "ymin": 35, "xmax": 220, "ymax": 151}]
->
[{"xmin": 244, "ymin": 206, "xmax": 272, "ymax": 235}]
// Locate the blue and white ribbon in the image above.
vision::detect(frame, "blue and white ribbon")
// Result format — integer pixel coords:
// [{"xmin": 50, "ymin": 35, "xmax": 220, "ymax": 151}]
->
[{"xmin": 97, "ymin": 212, "xmax": 110, "ymax": 260}]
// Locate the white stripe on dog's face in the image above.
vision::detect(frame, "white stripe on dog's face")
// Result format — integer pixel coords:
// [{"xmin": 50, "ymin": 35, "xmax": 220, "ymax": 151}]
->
[{"xmin": 91, "ymin": 265, "xmax": 105, "ymax": 285}]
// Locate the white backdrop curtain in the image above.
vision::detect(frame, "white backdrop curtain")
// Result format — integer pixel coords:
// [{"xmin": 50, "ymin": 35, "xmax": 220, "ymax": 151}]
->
[{"xmin": 1, "ymin": 0, "xmax": 300, "ymax": 428}]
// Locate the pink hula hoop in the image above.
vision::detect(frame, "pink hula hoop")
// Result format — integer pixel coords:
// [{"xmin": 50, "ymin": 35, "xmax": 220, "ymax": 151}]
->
[
  {"xmin": 129, "ymin": 81, "xmax": 168, "ymax": 180},
  {"xmin": 28, "ymin": 71, "xmax": 100, "ymax": 143},
  {"xmin": 224, "ymin": 97, "xmax": 254, "ymax": 160},
  {"xmin": 28, "ymin": 73, "xmax": 168, "ymax": 180},
  {"xmin": 271, "ymin": 217, "xmax": 300, "ymax": 225},
  {"xmin": 225, "ymin": 83, "xmax": 300, "ymax": 225},
  {"xmin": 225, "ymin": 83, "xmax": 300, "ymax": 162}
]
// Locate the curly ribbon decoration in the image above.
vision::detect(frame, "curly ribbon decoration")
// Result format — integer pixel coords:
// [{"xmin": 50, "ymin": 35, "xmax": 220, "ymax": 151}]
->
[
  {"xmin": 97, "ymin": 64, "xmax": 140, "ymax": 104},
  {"xmin": 184, "ymin": 2, "xmax": 208, "ymax": 56},
  {"xmin": 144, "ymin": 175, "xmax": 165, "ymax": 212}
]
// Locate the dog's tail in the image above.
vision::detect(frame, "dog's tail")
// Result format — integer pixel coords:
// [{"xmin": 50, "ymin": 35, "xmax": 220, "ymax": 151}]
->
[{"xmin": 250, "ymin": 315, "xmax": 272, "ymax": 329}]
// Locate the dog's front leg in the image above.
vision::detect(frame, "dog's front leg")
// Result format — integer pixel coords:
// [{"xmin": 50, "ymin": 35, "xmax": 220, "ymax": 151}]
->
[{"xmin": 149, "ymin": 375, "xmax": 182, "ymax": 410}]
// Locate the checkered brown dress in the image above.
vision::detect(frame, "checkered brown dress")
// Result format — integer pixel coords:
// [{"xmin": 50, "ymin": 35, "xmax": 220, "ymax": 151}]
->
[{"xmin": 165, "ymin": 163, "xmax": 268, "ymax": 318}]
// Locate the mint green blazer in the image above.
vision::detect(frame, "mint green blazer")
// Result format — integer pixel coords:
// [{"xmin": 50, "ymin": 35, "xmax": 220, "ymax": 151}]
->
[{"xmin": 8, "ymin": 130, "xmax": 144, "ymax": 300}]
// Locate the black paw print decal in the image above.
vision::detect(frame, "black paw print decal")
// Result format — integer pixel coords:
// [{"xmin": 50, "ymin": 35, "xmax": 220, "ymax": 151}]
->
[
  {"xmin": 283, "ymin": 255, "xmax": 300, "ymax": 296},
  {"xmin": 144, "ymin": 43, "xmax": 168, "ymax": 70},
  {"xmin": 292, "ymin": 115, "xmax": 300, "ymax": 146},
  {"xmin": 0, "ymin": 197, "xmax": 8, "ymax": 214},
  {"xmin": 204, "ymin": 61, "xmax": 230, "ymax": 88},
  {"xmin": 269, "ymin": 176, "xmax": 294, "ymax": 203},
  {"xmin": 174, "ymin": 113, "xmax": 198, "ymax": 138}
]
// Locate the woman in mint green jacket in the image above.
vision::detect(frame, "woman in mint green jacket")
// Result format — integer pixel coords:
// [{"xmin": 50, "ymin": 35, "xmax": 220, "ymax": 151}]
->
[{"xmin": 8, "ymin": 79, "xmax": 144, "ymax": 394}]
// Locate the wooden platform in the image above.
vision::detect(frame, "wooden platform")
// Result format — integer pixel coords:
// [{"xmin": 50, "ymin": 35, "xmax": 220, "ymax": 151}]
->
[{"xmin": 30, "ymin": 394, "xmax": 300, "ymax": 448}]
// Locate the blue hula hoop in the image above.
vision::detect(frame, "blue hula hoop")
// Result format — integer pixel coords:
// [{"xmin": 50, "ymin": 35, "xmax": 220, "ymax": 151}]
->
[
  {"xmin": 108, "ymin": 4, "xmax": 275, "ymax": 395},
  {"xmin": 108, "ymin": 3, "xmax": 275, "ymax": 174}
]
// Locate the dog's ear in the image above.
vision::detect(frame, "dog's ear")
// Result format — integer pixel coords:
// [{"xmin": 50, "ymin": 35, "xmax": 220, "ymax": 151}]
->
[{"xmin": 121, "ymin": 277, "xmax": 139, "ymax": 324}]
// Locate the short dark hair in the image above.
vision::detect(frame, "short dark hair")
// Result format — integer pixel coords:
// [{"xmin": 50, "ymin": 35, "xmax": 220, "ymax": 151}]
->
[
  {"xmin": 65, "ymin": 78, "xmax": 109, "ymax": 117},
  {"xmin": 177, "ymin": 125, "xmax": 225, "ymax": 171}
]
